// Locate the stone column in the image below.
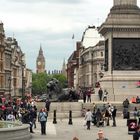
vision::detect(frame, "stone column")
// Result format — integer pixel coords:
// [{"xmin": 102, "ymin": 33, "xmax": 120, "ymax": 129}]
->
[
  {"xmin": 98, "ymin": 0, "xmax": 140, "ymax": 101},
  {"xmin": 114, "ymin": 0, "xmax": 136, "ymax": 6}
]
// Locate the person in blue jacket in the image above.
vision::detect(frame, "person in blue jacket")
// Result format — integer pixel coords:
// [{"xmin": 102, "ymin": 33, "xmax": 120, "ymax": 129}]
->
[{"xmin": 38, "ymin": 108, "xmax": 48, "ymax": 135}]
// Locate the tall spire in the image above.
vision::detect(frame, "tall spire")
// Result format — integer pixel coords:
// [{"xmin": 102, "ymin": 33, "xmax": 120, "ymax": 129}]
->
[
  {"xmin": 63, "ymin": 58, "xmax": 65, "ymax": 66},
  {"xmin": 62, "ymin": 58, "xmax": 67, "ymax": 77},
  {"xmin": 0, "ymin": 22, "xmax": 5, "ymax": 37},
  {"xmin": 39, "ymin": 44, "xmax": 43, "ymax": 55}
]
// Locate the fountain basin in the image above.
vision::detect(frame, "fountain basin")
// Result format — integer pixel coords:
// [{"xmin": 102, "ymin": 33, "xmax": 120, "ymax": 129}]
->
[{"xmin": 0, "ymin": 121, "xmax": 31, "ymax": 140}]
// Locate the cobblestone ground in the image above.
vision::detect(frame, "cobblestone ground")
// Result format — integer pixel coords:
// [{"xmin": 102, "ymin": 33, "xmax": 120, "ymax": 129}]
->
[{"xmin": 31, "ymin": 117, "xmax": 133, "ymax": 140}]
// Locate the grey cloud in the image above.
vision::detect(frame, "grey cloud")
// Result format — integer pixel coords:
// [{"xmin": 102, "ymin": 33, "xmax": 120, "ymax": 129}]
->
[
  {"xmin": 5, "ymin": 0, "xmax": 85, "ymax": 4},
  {"xmin": 6, "ymin": 29, "xmax": 80, "ymax": 71},
  {"xmin": 47, "ymin": 0, "xmax": 85, "ymax": 4},
  {"xmin": 8, "ymin": 29, "xmax": 81, "ymax": 42}
]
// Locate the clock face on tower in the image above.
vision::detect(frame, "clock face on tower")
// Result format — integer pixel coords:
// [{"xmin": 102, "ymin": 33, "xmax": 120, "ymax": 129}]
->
[{"xmin": 38, "ymin": 61, "xmax": 41, "ymax": 65}]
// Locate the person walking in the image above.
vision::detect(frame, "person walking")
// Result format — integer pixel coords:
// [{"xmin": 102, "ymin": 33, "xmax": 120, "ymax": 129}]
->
[
  {"xmin": 85, "ymin": 109, "xmax": 92, "ymax": 130},
  {"xmin": 87, "ymin": 88, "xmax": 91, "ymax": 103},
  {"xmin": 45, "ymin": 98, "xmax": 51, "ymax": 112},
  {"xmin": 22, "ymin": 110, "xmax": 34, "ymax": 133},
  {"xmin": 133, "ymin": 107, "xmax": 138, "ymax": 119},
  {"xmin": 104, "ymin": 109, "xmax": 110, "ymax": 126},
  {"xmin": 98, "ymin": 88, "xmax": 103, "ymax": 101},
  {"xmin": 96, "ymin": 129, "xmax": 108, "ymax": 140},
  {"xmin": 103, "ymin": 90, "xmax": 108, "ymax": 102},
  {"xmin": 112, "ymin": 106, "xmax": 117, "ymax": 127},
  {"xmin": 38, "ymin": 108, "xmax": 48, "ymax": 135},
  {"xmin": 30, "ymin": 108, "xmax": 37, "ymax": 129},
  {"xmin": 123, "ymin": 98, "xmax": 130, "ymax": 119},
  {"xmin": 133, "ymin": 126, "xmax": 140, "ymax": 140},
  {"xmin": 96, "ymin": 108, "xmax": 102, "ymax": 127},
  {"xmin": 83, "ymin": 89, "xmax": 87, "ymax": 103}
]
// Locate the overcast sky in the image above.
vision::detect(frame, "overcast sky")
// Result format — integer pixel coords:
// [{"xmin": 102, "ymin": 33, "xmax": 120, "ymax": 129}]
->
[{"xmin": 1, "ymin": 0, "xmax": 140, "ymax": 72}]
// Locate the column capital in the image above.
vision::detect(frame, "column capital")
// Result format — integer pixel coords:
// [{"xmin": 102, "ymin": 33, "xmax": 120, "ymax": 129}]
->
[{"xmin": 114, "ymin": 0, "xmax": 137, "ymax": 6}]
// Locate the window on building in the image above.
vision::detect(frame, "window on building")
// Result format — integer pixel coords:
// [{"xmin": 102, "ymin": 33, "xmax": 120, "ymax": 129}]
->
[
  {"xmin": 13, "ymin": 78, "xmax": 16, "ymax": 87},
  {"xmin": 0, "ymin": 62, "xmax": 3, "ymax": 72},
  {"xmin": 5, "ymin": 54, "xmax": 11, "ymax": 69},
  {"xmin": 101, "ymin": 52, "xmax": 103, "ymax": 57},
  {"xmin": 0, "ymin": 76, "xmax": 4, "ymax": 88},
  {"xmin": 0, "ymin": 52, "xmax": 2, "ymax": 59},
  {"xmin": 13, "ymin": 69, "xmax": 17, "ymax": 77},
  {"xmin": 101, "ymin": 63, "xmax": 104, "ymax": 71}
]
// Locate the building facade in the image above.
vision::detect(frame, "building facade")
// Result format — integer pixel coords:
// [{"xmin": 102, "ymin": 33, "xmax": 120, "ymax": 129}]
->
[
  {"xmin": 67, "ymin": 41, "xmax": 81, "ymax": 89},
  {"xmin": 67, "ymin": 26, "xmax": 105, "ymax": 90},
  {"xmin": 78, "ymin": 26, "xmax": 104, "ymax": 89},
  {"xmin": 0, "ymin": 22, "xmax": 32, "ymax": 98},
  {"xmin": 79, "ymin": 42, "xmax": 104, "ymax": 88}
]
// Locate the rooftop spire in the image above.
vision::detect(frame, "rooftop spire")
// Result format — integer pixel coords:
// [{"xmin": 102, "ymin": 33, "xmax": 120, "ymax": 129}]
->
[
  {"xmin": 0, "ymin": 22, "xmax": 5, "ymax": 37},
  {"xmin": 39, "ymin": 44, "xmax": 43, "ymax": 55},
  {"xmin": 63, "ymin": 58, "xmax": 65, "ymax": 66}
]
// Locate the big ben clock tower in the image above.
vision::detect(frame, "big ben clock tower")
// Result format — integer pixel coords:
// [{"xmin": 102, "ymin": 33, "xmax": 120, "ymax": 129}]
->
[{"xmin": 36, "ymin": 46, "xmax": 46, "ymax": 73}]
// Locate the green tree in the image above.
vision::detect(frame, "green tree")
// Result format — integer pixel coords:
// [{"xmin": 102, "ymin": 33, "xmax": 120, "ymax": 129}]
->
[
  {"xmin": 32, "ymin": 73, "xmax": 51, "ymax": 95},
  {"xmin": 32, "ymin": 73, "xmax": 68, "ymax": 96},
  {"xmin": 52, "ymin": 74, "xmax": 67, "ymax": 88}
]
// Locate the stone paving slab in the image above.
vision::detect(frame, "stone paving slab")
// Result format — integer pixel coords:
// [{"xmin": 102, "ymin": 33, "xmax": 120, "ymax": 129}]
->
[{"xmin": 31, "ymin": 118, "xmax": 133, "ymax": 140}]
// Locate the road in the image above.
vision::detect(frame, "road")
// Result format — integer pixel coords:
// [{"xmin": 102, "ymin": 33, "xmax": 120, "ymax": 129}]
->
[{"xmin": 31, "ymin": 117, "xmax": 133, "ymax": 140}]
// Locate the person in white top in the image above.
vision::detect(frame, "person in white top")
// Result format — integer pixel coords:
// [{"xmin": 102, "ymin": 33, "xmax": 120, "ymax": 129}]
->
[
  {"xmin": 85, "ymin": 109, "xmax": 92, "ymax": 130},
  {"xmin": 7, "ymin": 112, "xmax": 15, "ymax": 121}
]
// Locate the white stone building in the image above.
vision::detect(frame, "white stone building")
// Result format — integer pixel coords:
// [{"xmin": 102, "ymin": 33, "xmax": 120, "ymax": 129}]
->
[{"xmin": 78, "ymin": 26, "xmax": 104, "ymax": 88}]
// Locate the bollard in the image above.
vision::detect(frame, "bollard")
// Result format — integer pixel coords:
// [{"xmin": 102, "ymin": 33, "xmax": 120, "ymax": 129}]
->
[
  {"xmin": 53, "ymin": 110, "xmax": 57, "ymax": 124},
  {"xmin": 68, "ymin": 110, "xmax": 73, "ymax": 125}
]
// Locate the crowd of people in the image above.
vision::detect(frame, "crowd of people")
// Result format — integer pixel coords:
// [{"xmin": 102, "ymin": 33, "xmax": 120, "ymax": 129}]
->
[
  {"xmin": 130, "ymin": 96, "xmax": 140, "ymax": 104},
  {"xmin": 0, "ymin": 97, "xmax": 51, "ymax": 135},
  {"xmin": 79, "ymin": 87, "xmax": 109, "ymax": 103},
  {"xmin": 79, "ymin": 87, "xmax": 92, "ymax": 103},
  {"xmin": 0, "ymin": 98, "xmax": 38, "ymax": 133},
  {"xmin": 2, "ymin": 89, "xmax": 140, "ymax": 140},
  {"xmin": 83, "ymin": 103, "xmax": 117, "ymax": 130},
  {"xmin": 98, "ymin": 88, "xmax": 108, "ymax": 102}
]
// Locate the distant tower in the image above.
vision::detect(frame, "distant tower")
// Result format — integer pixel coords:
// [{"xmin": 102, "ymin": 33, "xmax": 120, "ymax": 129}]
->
[
  {"xmin": 62, "ymin": 59, "xmax": 67, "ymax": 77},
  {"xmin": 36, "ymin": 45, "xmax": 46, "ymax": 73}
]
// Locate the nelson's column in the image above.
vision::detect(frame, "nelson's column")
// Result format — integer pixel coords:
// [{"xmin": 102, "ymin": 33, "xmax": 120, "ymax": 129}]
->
[{"xmin": 99, "ymin": 0, "xmax": 140, "ymax": 101}]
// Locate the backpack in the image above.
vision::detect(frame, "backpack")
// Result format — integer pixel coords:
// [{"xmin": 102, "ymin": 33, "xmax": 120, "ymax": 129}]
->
[{"xmin": 137, "ymin": 110, "xmax": 140, "ymax": 116}]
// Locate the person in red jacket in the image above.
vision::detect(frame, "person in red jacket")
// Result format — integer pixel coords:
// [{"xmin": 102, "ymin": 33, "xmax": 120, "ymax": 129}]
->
[{"xmin": 87, "ymin": 88, "xmax": 91, "ymax": 102}]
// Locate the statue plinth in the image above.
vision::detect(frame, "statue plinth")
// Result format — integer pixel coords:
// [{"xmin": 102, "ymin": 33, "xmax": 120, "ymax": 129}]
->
[{"xmin": 98, "ymin": 0, "xmax": 140, "ymax": 100}]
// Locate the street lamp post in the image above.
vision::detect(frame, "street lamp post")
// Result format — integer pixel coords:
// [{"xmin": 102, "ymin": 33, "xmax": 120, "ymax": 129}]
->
[
  {"xmin": 21, "ymin": 65, "xmax": 25, "ymax": 99},
  {"xmin": 8, "ymin": 76, "xmax": 12, "ymax": 99},
  {"xmin": 29, "ymin": 83, "xmax": 32, "ymax": 97}
]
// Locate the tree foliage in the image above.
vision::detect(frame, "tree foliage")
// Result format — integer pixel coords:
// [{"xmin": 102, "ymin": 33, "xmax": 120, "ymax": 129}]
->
[
  {"xmin": 32, "ymin": 73, "xmax": 67, "ymax": 95},
  {"xmin": 52, "ymin": 74, "xmax": 67, "ymax": 88},
  {"xmin": 32, "ymin": 73, "xmax": 51, "ymax": 95}
]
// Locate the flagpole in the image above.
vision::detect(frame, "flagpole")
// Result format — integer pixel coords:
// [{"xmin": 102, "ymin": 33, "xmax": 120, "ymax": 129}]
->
[{"xmin": 72, "ymin": 34, "xmax": 75, "ymax": 51}]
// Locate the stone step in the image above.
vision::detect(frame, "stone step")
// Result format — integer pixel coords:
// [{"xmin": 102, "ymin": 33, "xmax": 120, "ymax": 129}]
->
[
  {"xmin": 48, "ymin": 111, "xmax": 81, "ymax": 119},
  {"xmin": 91, "ymin": 94, "xmax": 140, "ymax": 102},
  {"xmin": 83, "ymin": 102, "xmax": 140, "ymax": 111},
  {"xmin": 36, "ymin": 102, "xmax": 140, "ymax": 118},
  {"xmin": 36, "ymin": 102, "xmax": 82, "ymax": 112}
]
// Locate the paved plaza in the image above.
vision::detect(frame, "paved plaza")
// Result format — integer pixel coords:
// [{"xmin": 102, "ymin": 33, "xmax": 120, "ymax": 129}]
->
[{"xmin": 31, "ymin": 117, "xmax": 133, "ymax": 140}]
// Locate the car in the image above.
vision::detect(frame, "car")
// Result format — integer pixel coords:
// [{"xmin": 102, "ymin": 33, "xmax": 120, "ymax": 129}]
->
[{"xmin": 35, "ymin": 94, "xmax": 48, "ymax": 102}]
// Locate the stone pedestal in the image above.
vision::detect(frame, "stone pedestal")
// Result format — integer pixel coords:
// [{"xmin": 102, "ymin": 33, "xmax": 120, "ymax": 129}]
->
[{"xmin": 99, "ymin": 0, "xmax": 140, "ymax": 100}]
